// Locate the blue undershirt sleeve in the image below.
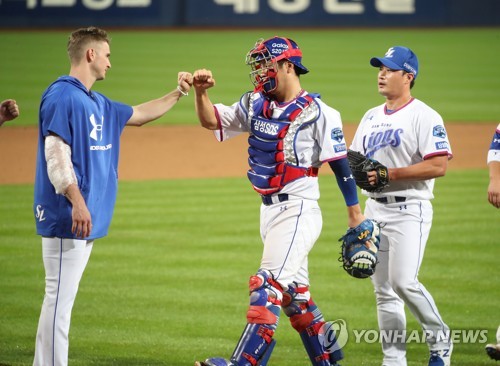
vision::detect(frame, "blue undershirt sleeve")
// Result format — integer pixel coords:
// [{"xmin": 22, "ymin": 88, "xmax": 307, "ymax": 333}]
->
[{"xmin": 328, "ymin": 158, "xmax": 359, "ymax": 207}]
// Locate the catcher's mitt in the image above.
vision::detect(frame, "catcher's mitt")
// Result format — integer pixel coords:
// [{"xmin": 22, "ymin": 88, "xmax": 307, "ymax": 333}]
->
[
  {"xmin": 347, "ymin": 149, "xmax": 389, "ymax": 192},
  {"xmin": 339, "ymin": 219, "xmax": 380, "ymax": 279}
]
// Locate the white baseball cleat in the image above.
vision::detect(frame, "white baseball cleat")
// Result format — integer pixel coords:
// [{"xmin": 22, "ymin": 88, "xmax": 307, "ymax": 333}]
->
[
  {"xmin": 428, "ymin": 343, "xmax": 453, "ymax": 366},
  {"xmin": 485, "ymin": 343, "xmax": 500, "ymax": 361}
]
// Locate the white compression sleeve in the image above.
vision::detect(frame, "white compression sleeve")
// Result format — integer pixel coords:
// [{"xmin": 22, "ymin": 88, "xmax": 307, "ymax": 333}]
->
[{"xmin": 45, "ymin": 135, "xmax": 77, "ymax": 194}]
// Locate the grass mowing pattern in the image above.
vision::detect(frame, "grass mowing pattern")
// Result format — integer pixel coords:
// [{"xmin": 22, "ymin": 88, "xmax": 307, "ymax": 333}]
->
[
  {"xmin": 1, "ymin": 170, "xmax": 499, "ymax": 365},
  {"xmin": 1, "ymin": 28, "xmax": 499, "ymax": 126}
]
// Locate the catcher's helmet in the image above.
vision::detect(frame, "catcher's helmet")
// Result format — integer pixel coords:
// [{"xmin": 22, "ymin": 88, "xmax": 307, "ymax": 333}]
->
[{"xmin": 246, "ymin": 36, "xmax": 308, "ymax": 93}]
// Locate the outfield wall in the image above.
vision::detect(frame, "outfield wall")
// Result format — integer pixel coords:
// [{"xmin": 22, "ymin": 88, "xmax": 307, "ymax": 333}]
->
[{"xmin": 0, "ymin": 0, "xmax": 499, "ymax": 28}]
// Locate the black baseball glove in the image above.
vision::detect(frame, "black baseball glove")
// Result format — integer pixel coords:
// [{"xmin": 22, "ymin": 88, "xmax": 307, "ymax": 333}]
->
[
  {"xmin": 339, "ymin": 219, "xmax": 380, "ymax": 279},
  {"xmin": 347, "ymin": 149, "xmax": 389, "ymax": 192}
]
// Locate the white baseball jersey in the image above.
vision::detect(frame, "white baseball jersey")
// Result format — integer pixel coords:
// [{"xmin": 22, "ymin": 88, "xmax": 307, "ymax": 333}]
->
[
  {"xmin": 213, "ymin": 91, "xmax": 348, "ymax": 201},
  {"xmin": 350, "ymin": 98, "xmax": 453, "ymax": 200},
  {"xmin": 487, "ymin": 123, "xmax": 500, "ymax": 163}
]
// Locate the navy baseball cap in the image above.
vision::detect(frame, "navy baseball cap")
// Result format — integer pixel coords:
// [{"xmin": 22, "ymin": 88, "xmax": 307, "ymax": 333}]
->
[
  {"xmin": 370, "ymin": 46, "xmax": 418, "ymax": 79},
  {"xmin": 260, "ymin": 36, "xmax": 309, "ymax": 74}
]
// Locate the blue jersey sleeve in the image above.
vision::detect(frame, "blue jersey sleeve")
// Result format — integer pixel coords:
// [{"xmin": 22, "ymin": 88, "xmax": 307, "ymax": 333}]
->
[
  {"xmin": 40, "ymin": 86, "xmax": 74, "ymax": 144},
  {"xmin": 490, "ymin": 128, "xmax": 500, "ymax": 151},
  {"xmin": 114, "ymin": 101, "xmax": 133, "ymax": 132}
]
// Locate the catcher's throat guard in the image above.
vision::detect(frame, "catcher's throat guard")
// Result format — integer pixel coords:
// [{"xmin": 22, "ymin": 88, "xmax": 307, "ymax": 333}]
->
[{"xmin": 339, "ymin": 219, "xmax": 380, "ymax": 279}]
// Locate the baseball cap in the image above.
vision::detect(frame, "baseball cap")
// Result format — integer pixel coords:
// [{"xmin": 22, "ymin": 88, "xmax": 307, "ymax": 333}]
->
[
  {"xmin": 370, "ymin": 46, "xmax": 418, "ymax": 79},
  {"xmin": 260, "ymin": 36, "xmax": 309, "ymax": 74}
]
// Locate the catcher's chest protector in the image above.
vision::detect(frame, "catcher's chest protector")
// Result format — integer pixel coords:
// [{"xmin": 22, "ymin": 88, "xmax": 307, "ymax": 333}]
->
[{"xmin": 246, "ymin": 93, "xmax": 320, "ymax": 195}]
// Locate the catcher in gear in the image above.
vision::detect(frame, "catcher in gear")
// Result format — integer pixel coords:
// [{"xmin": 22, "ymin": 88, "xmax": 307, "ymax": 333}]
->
[
  {"xmin": 192, "ymin": 36, "xmax": 380, "ymax": 366},
  {"xmin": 347, "ymin": 149, "xmax": 389, "ymax": 192}
]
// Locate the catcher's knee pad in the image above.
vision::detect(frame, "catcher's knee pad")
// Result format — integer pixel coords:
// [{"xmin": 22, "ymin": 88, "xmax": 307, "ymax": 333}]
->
[
  {"xmin": 246, "ymin": 269, "xmax": 283, "ymax": 326},
  {"xmin": 282, "ymin": 284, "xmax": 344, "ymax": 365}
]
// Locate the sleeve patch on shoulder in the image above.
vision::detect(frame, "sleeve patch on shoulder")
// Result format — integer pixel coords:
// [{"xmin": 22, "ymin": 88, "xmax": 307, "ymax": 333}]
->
[
  {"xmin": 331, "ymin": 127, "xmax": 344, "ymax": 143},
  {"xmin": 433, "ymin": 125, "xmax": 447, "ymax": 138}
]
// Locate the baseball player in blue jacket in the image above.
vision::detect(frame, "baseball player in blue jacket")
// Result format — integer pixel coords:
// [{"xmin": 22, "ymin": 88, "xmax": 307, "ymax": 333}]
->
[
  {"xmin": 32, "ymin": 26, "xmax": 192, "ymax": 366},
  {"xmin": 191, "ymin": 36, "xmax": 370, "ymax": 366}
]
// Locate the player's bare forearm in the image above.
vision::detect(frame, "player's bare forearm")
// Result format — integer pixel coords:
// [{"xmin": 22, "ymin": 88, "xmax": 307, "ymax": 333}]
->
[
  {"xmin": 488, "ymin": 161, "xmax": 500, "ymax": 208},
  {"xmin": 127, "ymin": 90, "xmax": 185, "ymax": 127},
  {"xmin": 127, "ymin": 72, "xmax": 192, "ymax": 127},
  {"xmin": 193, "ymin": 68, "xmax": 218, "ymax": 130},
  {"xmin": 385, "ymin": 154, "xmax": 448, "ymax": 182},
  {"xmin": 195, "ymin": 90, "xmax": 218, "ymax": 130},
  {"xmin": 346, "ymin": 204, "xmax": 365, "ymax": 228},
  {"xmin": 64, "ymin": 184, "xmax": 92, "ymax": 238}
]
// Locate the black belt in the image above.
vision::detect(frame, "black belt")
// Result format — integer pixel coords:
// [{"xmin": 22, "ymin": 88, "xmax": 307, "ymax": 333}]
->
[
  {"xmin": 262, "ymin": 193, "xmax": 289, "ymax": 206},
  {"xmin": 371, "ymin": 196, "xmax": 406, "ymax": 204}
]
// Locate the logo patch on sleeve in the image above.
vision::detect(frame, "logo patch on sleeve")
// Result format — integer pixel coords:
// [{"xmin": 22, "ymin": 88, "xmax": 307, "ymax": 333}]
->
[
  {"xmin": 433, "ymin": 125, "xmax": 447, "ymax": 138},
  {"xmin": 435, "ymin": 141, "xmax": 448, "ymax": 150},
  {"xmin": 331, "ymin": 128, "xmax": 344, "ymax": 143},
  {"xmin": 334, "ymin": 143, "xmax": 347, "ymax": 153}
]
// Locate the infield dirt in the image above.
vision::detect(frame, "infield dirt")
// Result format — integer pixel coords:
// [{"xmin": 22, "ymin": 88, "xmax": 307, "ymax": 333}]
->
[{"xmin": 0, "ymin": 124, "xmax": 495, "ymax": 185}]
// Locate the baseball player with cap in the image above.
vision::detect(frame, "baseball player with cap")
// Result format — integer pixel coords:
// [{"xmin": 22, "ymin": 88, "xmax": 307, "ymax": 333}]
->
[
  {"xmin": 191, "ymin": 36, "xmax": 369, "ymax": 366},
  {"xmin": 350, "ymin": 46, "xmax": 453, "ymax": 366},
  {"xmin": 487, "ymin": 123, "xmax": 500, "ymax": 208},
  {"xmin": 32, "ymin": 26, "xmax": 192, "ymax": 366}
]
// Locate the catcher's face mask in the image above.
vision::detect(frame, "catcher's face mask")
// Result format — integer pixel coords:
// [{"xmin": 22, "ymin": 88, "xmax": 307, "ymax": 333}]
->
[{"xmin": 246, "ymin": 36, "xmax": 308, "ymax": 94}]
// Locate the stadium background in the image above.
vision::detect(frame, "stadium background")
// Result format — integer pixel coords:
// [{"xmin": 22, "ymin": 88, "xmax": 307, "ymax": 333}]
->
[{"xmin": 1, "ymin": 1, "xmax": 499, "ymax": 365}]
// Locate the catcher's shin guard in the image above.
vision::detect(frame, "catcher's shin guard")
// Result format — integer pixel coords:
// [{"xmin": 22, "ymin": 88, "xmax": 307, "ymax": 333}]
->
[
  {"xmin": 229, "ymin": 270, "xmax": 282, "ymax": 366},
  {"xmin": 283, "ymin": 285, "xmax": 343, "ymax": 365}
]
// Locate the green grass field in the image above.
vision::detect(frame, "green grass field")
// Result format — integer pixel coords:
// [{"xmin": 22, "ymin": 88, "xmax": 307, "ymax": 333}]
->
[
  {"xmin": 1, "ymin": 171, "xmax": 499, "ymax": 365},
  {"xmin": 1, "ymin": 28, "xmax": 500, "ymax": 365},
  {"xmin": 1, "ymin": 28, "xmax": 499, "ymax": 125}
]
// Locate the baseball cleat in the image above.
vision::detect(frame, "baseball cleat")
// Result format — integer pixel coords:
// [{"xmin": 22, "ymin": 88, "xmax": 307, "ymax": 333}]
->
[
  {"xmin": 428, "ymin": 343, "xmax": 453, "ymax": 366},
  {"xmin": 194, "ymin": 358, "xmax": 233, "ymax": 366},
  {"xmin": 486, "ymin": 343, "xmax": 500, "ymax": 361}
]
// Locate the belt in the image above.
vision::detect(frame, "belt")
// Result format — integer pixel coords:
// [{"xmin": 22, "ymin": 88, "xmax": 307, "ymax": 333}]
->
[
  {"xmin": 371, "ymin": 196, "xmax": 406, "ymax": 204},
  {"xmin": 262, "ymin": 193, "xmax": 289, "ymax": 206}
]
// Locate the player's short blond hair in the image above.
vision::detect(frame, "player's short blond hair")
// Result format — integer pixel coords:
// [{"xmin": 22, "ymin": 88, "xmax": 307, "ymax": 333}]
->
[{"xmin": 67, "ymin": 26, "xmax": 110, "ymax": 64}]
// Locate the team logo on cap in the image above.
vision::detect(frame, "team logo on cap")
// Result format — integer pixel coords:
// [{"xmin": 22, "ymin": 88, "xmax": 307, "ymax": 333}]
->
[{"xmin": 385, "ymin": 48, "xmax": 395, "ymax": 58}]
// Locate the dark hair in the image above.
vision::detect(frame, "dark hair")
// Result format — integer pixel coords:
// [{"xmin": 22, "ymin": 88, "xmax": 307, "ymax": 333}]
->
[
  {"xmin": 67, "ymin": 26, "xmax": 110, "ymax": 63},
  {"xmin": 403, "ymin": 71, "xmax": 416, "ymax": 89}
]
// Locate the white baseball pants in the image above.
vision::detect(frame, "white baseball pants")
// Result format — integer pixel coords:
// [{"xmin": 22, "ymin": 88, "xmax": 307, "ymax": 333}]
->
[
  {"xmin": 366, "ymin": 199, "xmax": 450, "ymax": 366},
  {"xmin": 33, "ymin": 237, "xmax": 93, "ymax": 366},
  {"xmin": 259, "ymin": 198, "xmax": 322, "ymax": 289}
]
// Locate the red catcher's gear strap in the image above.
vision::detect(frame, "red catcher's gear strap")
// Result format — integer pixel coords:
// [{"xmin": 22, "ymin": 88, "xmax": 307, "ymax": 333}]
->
[{"xmin": 268, "ymin": 166, "xmax": 319, "ymax": 189}]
